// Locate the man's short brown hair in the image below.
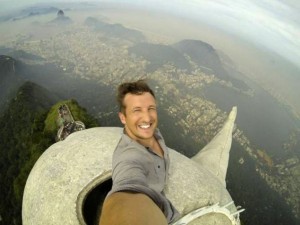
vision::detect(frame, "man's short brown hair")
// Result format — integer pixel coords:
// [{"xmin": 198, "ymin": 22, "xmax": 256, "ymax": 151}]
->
[{"xmin": 117, "ymin": 80, "xmax": 155, "ymax": 113}]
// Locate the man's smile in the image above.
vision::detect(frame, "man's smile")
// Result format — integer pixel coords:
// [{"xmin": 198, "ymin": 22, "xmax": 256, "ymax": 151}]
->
[{"xmin": 138, "ymin": 123, "xmax": 151, "ymax": 129}]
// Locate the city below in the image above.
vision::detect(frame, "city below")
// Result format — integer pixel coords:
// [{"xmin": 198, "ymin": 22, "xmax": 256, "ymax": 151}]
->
[{"xmin": 1, "ymin": 16, "xmax": 300, "ymax": 222}]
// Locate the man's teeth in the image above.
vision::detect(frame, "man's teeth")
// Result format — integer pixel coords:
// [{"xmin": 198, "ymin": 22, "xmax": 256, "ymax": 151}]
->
[{"xmin": 139, "ymin": 124, "xmax": 150, "ymax": 129}]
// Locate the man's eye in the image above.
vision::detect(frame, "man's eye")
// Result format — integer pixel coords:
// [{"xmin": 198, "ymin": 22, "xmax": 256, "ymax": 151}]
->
[{"xmin": 149, "ymin": 107, "xmax": 156, "ymax": 111}]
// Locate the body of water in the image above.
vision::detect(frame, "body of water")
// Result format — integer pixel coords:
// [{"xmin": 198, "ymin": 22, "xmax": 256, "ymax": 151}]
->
[{"xmin": 203, "ymin": 82, "xmax": 299, "ymax": 160}]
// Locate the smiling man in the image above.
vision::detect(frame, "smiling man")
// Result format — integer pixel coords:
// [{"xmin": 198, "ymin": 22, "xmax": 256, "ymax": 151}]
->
[{"xmin": 99, "ymin": 80, "xmax": 179, "ymax": 225}]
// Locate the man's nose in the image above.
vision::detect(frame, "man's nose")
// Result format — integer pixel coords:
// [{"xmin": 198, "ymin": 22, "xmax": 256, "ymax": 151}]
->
[{"xmin": 141, "ymin": 111, "xmax": 151, "ymax": 122}]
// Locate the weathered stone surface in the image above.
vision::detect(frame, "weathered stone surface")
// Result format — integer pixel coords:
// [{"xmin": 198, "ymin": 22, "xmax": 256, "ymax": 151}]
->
[
  {"xmin": 166, "ymin": 150, "xmax": 234, "ymax": 215},
  {"xmin": 192, "ymin": 106, "xmax": 237, "ymax": 187},
  {"xmin": 22, "ymin": 127, "xmax": 121, "ymax": 225},
  {"xmin": 23, "ymin": 107, "xmax": 239, "ymax": 225}
]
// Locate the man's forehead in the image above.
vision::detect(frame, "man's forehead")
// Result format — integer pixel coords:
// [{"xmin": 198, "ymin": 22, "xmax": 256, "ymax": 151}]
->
[{"xmin": 124, "ymin": 93, "xmax": 156, "ymax": 106}]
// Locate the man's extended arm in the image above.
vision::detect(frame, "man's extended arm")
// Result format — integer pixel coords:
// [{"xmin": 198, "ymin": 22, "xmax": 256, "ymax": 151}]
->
[
  {"xmin": 99, "ymin": 148, "xmax": 168, "ymax": 225},
  {"xmin": 99, "ymin": 192, "xmax": 168, "ymax": 225}
]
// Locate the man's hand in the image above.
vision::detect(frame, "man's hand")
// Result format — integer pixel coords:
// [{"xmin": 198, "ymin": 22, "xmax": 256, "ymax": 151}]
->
[{"xmin": 99, "ymin": 192, "xmax": 168, "ymax": 225}]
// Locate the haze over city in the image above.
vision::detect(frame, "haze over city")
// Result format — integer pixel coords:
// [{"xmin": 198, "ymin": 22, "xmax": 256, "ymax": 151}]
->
[
  {"xmin": 1, "ymin": 0, "xmax": 299, "ymax": 115},
  {"xmin": 0, "ymin": 1, "xmax": 299, "ymax": 225}
]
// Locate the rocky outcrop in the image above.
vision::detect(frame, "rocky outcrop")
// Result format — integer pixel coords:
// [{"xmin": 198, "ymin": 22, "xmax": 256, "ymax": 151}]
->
[
  {"xmin": 57, "ymin": 10, "xmax": 65, "ymax": 18},
  {"xmin": 50, "ymin": 10, "xmax": 72, "ymax": 24}
]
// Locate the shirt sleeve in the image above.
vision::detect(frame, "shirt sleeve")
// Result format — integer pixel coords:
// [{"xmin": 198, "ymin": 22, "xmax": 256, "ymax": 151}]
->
[
  {"xmin": 108, "ymin": 142, "xmax": 180, "ymax": 224},
  {"xmin": 111, "ymin": 147, "xmax": 149, "ymax": 189},
  {"xmin": 109, "ymin": 147, "xmax": 163, "ymax": 208}
]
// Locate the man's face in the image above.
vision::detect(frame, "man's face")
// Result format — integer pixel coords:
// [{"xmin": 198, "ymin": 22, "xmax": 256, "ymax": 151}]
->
[{"xmin": 119, "ymin": 92, "xmax": 158, "ymax": 144}]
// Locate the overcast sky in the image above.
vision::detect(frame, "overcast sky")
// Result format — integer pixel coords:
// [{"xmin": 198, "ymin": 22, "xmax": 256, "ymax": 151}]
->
[
  {"xmin": 117, "ymin": 0, "xmax": 300, "ymax": 68},
  {"xmin": 1, "ymin": 0, "xmax": 299, "ymax": 68}
]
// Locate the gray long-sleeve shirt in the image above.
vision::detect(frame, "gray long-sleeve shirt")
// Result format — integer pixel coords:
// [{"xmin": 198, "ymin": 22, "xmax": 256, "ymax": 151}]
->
[{"xmin": 108, "ymin": 129, "xmax": 179, "ymax": 223}]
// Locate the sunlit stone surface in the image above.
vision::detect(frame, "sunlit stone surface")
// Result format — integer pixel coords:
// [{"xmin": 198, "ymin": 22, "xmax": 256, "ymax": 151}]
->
[{"xmin": 23, "ymin": 107, "xmax": 239, "ymax": 225}]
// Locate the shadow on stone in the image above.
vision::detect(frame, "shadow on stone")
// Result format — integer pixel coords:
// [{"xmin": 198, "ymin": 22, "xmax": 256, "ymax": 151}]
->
[{"xmin": 83, "ymin": 179, "xmax": 112, "ymax": 225}]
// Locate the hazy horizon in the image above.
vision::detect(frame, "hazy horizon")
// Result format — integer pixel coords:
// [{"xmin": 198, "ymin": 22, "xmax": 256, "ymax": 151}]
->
[
  {"xmin": 1, "ymin": 1, "xmax": 300, "ymax": 224},
  {"xmin": 1, "ymin": 0, "xmax": 299, "ymax": 69},
  {"xmin": 1, "ymin": 0, "xmax": 300, "ymax": 116}
]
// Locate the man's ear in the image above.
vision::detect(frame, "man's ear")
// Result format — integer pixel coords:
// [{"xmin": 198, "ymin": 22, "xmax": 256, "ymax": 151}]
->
[{"xmin": 118, "ymin": 112, "xmax": 126, "ymax": 125}]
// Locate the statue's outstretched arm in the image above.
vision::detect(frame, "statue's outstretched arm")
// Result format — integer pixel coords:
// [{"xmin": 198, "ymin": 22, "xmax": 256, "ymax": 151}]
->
[{"xmin": 192, "ymin": 106, "xmax": 237, "ymax": 187}]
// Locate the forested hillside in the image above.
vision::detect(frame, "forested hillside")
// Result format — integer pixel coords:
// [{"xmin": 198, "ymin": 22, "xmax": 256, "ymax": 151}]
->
[{"xmin": 0, "ymin": 82, "xmax": 99, "ymax": 224}]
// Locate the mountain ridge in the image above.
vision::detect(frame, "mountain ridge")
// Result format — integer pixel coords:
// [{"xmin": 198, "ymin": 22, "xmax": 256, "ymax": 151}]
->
[
  {"xmin": 173, "ymin": 39, "xmax": 248, "ymax": 90},
  {"xmin": 0, "ymin": 81, "xmax": 99, "ymax": 225},
  {"xmin": 0, "ymin": 81, "xmax": 58, "ymax": 224},
  {"xmin": 85, "ymin": 17, "xmax": 145, "ymax": 42}
]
